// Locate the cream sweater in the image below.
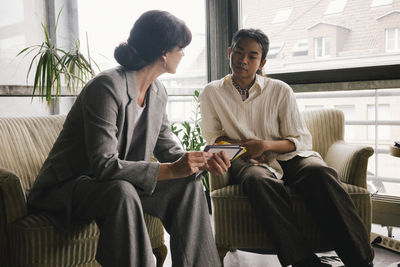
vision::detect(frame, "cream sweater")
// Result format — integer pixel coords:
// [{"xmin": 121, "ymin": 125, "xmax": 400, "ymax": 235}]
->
[{"xmin": 199, "ymin": 74, "xmax": 319, "ymax": 178}]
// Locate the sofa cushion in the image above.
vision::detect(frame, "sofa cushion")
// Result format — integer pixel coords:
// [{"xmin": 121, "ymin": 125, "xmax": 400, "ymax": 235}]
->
[{"xmin": 8, "ymin": 214, "xmax": 99, "ymax": 267}]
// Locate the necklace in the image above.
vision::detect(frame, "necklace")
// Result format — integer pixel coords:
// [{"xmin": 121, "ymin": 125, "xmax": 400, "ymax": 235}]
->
[{"xmin": 231, "ymin": 76, "xmax": 255, "ymax": 101}]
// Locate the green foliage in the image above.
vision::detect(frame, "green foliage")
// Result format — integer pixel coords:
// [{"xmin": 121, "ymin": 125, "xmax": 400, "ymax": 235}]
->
[
  {"xmin": 171, "ymin": 89, "xmax": 210, "ymax": 191},
  {"xmin": 16, "ymin": 9, "xmax": 98, "ymax": 104}
]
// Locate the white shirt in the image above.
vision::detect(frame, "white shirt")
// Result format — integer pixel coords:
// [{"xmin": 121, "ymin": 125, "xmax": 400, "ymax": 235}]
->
[{"xmin": 199, "ymin": 74, "xmax": 319, "ymax": 179}]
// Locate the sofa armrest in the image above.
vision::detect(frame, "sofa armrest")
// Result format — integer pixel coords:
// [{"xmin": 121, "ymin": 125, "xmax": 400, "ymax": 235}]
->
[
  {"xmin": 324, "ymin": 141, "xmax": 374, "ymax": 188},
  {"xmin": 0, "ymin": 168, "xmax": 28, "ymax": 224},
  {"xmin": 210, "ymin": 172, "xmax": 230, "ymax": 192}
]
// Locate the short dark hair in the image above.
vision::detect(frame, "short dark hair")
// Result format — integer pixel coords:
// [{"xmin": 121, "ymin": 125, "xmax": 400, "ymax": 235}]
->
[
  {"xmin": 114, "ymin": 10, "xmax": 192, "ymax": 70},
  {"xmin": 231, "ymin": 29, "xmax": 270, "ymax": 62}
]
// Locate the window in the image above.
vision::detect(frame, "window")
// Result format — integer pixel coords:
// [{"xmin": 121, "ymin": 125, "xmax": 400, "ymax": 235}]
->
[
  {"xmin": 367, "ymin": 104, "xmax": 391, "ymax": 140},
  {"xmin": 267, "ymin": 42, "xmax": 284, "ymax": 59},
  {"xmin": 314, "ymin": 37, "xmax": 330, "ymax": 58},
  {"xmin": 335, "ymin": 104, "xmax": 356, "ymax": 140},
  {"xmin": 0, "ymin": 0, "xmax": 24, "ymax": 27},
  {"xmin": 292, "ymin": 39, "xmax": 308, "ymax": 56},
  {"xmin": 325, "ymin": 0, "xmax": 347, "ymax": 15},
  {"xmin": 371, "ymin": 0, "xmax": 393, "ymax": 7},
  {"xmin": 272, "ymin": 7, "xmax": 293, "ymax": 24},
  {"xmin": 0, "ymin": 1, "xmax": 45, "ymax": 86},
  {"xmin": 385, "ymin": 28, "xmax": 400, "ymax": 52},
  {"xmin": 167, "ymin": 97, "xmax": 194, "ymax": 123}
]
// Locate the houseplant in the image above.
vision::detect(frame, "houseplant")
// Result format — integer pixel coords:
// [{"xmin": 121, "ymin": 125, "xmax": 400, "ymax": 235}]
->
[
  {"xmin": 171, "ymin": 89, "xmax": 212, "ymax": 212},
  {"xmin": 17, "ymin": 9, "xmax": 97, "ymax": 104}
]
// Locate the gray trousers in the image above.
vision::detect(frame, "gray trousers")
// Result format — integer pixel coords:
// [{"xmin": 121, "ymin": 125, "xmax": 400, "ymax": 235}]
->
[
  {"xmin": 71, "ymin": 176, "xmax": 220, "ymax": 267},
  {"xmin": 230, "ymin": 156, "xmax": 373, "ymax": 267}
]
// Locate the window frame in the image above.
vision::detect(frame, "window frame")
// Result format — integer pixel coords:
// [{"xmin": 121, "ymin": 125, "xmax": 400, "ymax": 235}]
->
[
  {"xmin": 314, "ymin": 36, "xmax": 331, "ymax": 59},
  {"xmin": 385, "ymin": 28, "xmax": 400, "ymax": 52}
]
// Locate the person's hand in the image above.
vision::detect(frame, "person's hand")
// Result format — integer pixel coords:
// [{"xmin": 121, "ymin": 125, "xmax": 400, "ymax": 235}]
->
[
  {"xmin": 241, "ymin": 139, "xmax": 266, "ymax": 160},
  {"xmin": 204, "ymin": 151, "xmax": 231, "ymax": 175},
  {"xmin": 169, "ymin": 151, "xmax": 209, "ymax": 178}
]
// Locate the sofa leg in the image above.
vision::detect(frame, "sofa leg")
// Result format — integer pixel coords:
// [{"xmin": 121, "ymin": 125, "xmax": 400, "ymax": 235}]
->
[
  {"xmin": 217, "ymin": 246, "xmax": 229, "ymax": 267},
  {"xmin": 153, "ymin": 244, "xmax": 168, "ymax": 267}
]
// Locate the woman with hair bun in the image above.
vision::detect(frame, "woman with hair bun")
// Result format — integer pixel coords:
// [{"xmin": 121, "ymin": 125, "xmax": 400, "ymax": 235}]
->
[{"xmin": 28, "ymin": 10, "xmax": 228, "ymax": 267}]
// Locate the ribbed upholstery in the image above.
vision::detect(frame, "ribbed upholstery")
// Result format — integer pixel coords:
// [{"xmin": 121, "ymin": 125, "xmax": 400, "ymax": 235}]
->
[
  {"xmin": 302, "ymin": 109, "xmax": 344, "ymax": 159},
  {"xmin": 211, "ymin": 109, "xmax": 374, "ymax": 255},
  {"xmin": 325, "ymin": 142, "xmax": 373, "ymax": 187},
  {"xmin": 145, "ymin": 213, "xmax": 165, "ymax": 248},
  {"xmin": 8, "ymin": 215, "xmax": 99, "ymax": 267},
  {"xmin": 0, "ymin": 115, "xmax": 166, "ymax": 267},
  {"xmin": 210, "ymin": 172, "xmax": 230, "ymax": 192},
  {"xmin": 302, "ymin": 109, "xmax": 374, "ymax": 187},
  {"xmin": 0, "ymin": 116, "xmax": 65, "ymax": 190}
]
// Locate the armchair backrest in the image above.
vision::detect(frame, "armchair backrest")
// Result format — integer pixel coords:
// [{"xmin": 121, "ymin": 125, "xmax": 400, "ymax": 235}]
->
[
  {"xmin": 302, "ymin": 109, "xmax": 345, "ymax": 159},
  {"xmin": 0, "ymin": 115, "xmax": 66, "ymax": 191}
]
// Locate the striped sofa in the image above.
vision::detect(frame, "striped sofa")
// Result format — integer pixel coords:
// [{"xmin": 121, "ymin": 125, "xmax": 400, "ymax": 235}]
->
[
  {"xmin": 0, "ymin": 115, "xmax": 167, "ymax": 267},
  {"xmin": 211, "ymin": 109, "xmax": 374, "ymax": 264}
]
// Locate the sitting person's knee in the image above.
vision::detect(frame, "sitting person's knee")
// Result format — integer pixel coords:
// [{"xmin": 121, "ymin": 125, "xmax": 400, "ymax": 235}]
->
[
  {"xmin": 105, "ymin": 180, "xmax": 141, "ymax": 205},
  {"xmin": 301, "ymin": 164, "xmax": 338, "ymax": 185}
]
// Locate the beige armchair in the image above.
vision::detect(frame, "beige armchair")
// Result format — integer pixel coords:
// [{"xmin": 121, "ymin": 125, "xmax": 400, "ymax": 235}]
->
[
  {"xmin": 210, "ymin": 109, "xmax": 374, "ymax": 264},
  {"xmin": 0, "ymin": 115, "xmax": 167, "ymax": 267}
]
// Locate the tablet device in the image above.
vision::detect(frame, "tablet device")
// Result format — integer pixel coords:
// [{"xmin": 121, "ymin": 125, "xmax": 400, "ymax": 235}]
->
[{"xmin": 204, "ymin": 144, "xmax": 244, "ymax": 160}]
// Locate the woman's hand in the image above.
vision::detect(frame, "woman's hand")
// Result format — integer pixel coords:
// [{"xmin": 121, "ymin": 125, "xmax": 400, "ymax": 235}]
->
[
  {"xmin": 203, "ymin": 151, "xmax": 231, "ymax": 175},
  {"xmin": 158, "ymin": 151, "xmax": 231, "ymax": 180},
  {"xmin": 169, "ymin": 151, "xmax": 210, "ymax": 178}
]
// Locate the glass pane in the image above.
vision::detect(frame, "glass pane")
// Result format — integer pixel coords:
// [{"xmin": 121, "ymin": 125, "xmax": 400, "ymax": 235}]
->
[
  {"xmin": 0, "ymin": 0, "xmax": 24, "ymax": 27},
  {"xmin": 324, "ymin": 37, "xmax": 330, "ymax": 57},
  {"xmin": 0, "ymin": 97, "xmax": 77, "ymax": 117},
  {"xmin": 398, "ymin": 29, "xmax": 400, "ymax": 49},
  {"xmin": 0, "ymin": 1, "xmax": 45, "ymax": 86},
  {"xmin": 0, "ymin": 97, "xmax": 49, "ymax": 117},
  {"xmin": 386, "ymin": 28, "xmax": 396, "ymax": 51},
  {"xmin": 167, "ymin": 96, "xmax": 196, "ymax": 124},
  {"xmin": 241, "ymin": 1, "xmax": 400, "ymax": 74},
  {"xmin": 371, "ymin": 152, "xmax": 400, "ymax": 196}
]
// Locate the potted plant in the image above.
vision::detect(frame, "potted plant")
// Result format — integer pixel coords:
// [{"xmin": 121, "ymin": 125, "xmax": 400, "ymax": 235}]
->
[
  {"xmin": 171, "ymin": 89, "xmax": 212, "ymax": 213},
  {"xmin": 17, "ymin": 9, "xmax": 97, "ymax": 104}
]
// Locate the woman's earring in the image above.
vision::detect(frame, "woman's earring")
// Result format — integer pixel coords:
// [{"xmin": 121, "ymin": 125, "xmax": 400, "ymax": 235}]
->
[{"xmin": 163, "ymin": 61, "xmax": 167, "ymax": 69}]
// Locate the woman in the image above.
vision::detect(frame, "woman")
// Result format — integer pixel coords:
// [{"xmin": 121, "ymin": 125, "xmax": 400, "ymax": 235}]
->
[{"xmin": 28, "ymin": 10, "xmax": 229, "ymax": 267}]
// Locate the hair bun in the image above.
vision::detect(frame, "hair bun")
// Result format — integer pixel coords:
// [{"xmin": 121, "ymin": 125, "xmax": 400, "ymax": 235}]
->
[{"xmin": 114, "ymin": 42, "xmax": 146, "ymax": 70}]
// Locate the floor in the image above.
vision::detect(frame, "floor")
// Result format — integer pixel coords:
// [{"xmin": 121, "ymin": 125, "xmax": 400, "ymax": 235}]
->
[{"xmin": 161, "ymin": 223, "xmax": 400, "ymax": 267}]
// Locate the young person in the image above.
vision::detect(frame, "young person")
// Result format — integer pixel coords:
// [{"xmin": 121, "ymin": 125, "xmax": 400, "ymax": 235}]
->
[
  {"xmin": 28, "ymin": 10, "xmax": 230, "ymax": 267},
  {"xmin": 199, "ymin": 28, "xmax": 373, "ymax": 267}
]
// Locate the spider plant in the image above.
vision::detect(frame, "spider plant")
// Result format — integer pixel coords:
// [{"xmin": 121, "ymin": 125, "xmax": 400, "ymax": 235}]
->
[{"xmin": 17, "ymin": 9, "xmax": 97, "ymax": 104}]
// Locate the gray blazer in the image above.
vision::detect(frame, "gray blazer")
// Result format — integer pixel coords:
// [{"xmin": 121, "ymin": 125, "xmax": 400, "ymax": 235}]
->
[{"xmin": 28, "ymin": 67, "xmax": 184, "ymax": 227}]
